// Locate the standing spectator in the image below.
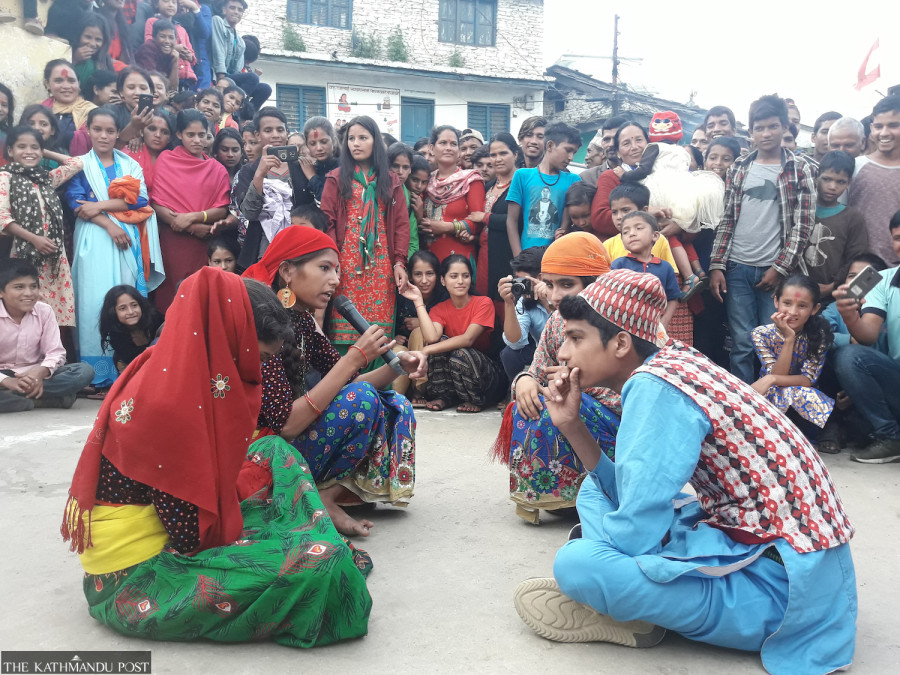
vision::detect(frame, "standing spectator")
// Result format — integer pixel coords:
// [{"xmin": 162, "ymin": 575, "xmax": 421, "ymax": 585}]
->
[
  {"xmin": 831, "ymin": 211, "xmax": 900, "ymax": 463},
  {"xmin": 458, "ymin": 128, "xmax": 484, "ymax": 170},
  {"xmin": 321, "ymin": 115, "xmax": 409, "ymax": 355},
  {"xmin": 302, "ymin": 116, "xmax": 338, "ymax": 203},
  {"xmin": 150, "ymin": 109, "xmax": 231, "ymax": 311},
  {"xmin": 589, "ymin": 122, "xmax": 649, "ymax": 240},
  {"xmin": 808, "ymin": 111, "xmax": 842, "ymax": 163},
  {"xmin": 210, "ymin": 0, "xmax": 246, "ymax": 86},
  {"xmin": 803, "ymin": 151, "xmax": 868, "ymax": 299},
  {"xmin": 476, "ymin": 132, "xmax": 520, "ymax": 300},
  {"xmin": 142, "ymin": 0, "xmax": 198, "ymax": 89},
  {"xmin": 848, "ymin": 96, "xmax": 900, "ymax": 266},
  {"xmin": 690, "ymin": 125, "xmax": 709, "ymax": 154},
  {"xmin": 827, "ymin": 117, "xmax": 866, "ymax": 158},
  {"xmin": 709, "ymin": 95, "xmax": 816, "ymax": 383},
  {"xmin": 134, "ymin": 19, "xmax": 181, "ymax": 94},
  {"xmin": 506, "ymin": 122, "xmax": 581, "ymax": 256},
  {"xmin": 421, "ymin": 125, "xmax": 485, "ymax": 267},
  {"xmin": 124, "ymin": 109, "xmax": 173, "ymax": 193},
  {"xmin": 704, "ymin": 105, "xmax": 737, "ymax": 141},
  {"xmin": 517, "ymin": 116, "xmax": 548, "ymax": 169}
]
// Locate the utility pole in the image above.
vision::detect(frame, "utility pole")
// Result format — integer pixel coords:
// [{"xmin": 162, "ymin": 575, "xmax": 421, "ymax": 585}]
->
[{"xmin": 612, "ymin": 14, "xmax": 620, "ymax": 116}]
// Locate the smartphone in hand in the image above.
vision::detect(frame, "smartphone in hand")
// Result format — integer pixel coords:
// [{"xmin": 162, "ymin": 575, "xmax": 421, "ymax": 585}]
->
[
  {"xmin": 137, "ymin": 94, "xmax": 154, "ymax": 114},
  {"xmin": 845, "ymin": 265, "xmax": 882, "ymax": 302}
]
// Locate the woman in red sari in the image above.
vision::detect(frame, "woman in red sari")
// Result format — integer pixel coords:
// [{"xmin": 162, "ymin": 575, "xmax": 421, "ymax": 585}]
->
[
  {"xmin": 421, "ymin": 125, "xmax": 485, "ymax": 271},
  {"xmin": 151, "ymin": 110, "xmax": 231, "ymax": 312},
  {"xmin": 321, "ymin": 115, "xmax": 409, "ymax": 354}
]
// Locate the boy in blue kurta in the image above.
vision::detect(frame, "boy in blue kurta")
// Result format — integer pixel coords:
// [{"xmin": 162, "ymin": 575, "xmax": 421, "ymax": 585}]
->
[{"xmin": 514, "ymin": 269, "xmax": 857, "ymax": 675}]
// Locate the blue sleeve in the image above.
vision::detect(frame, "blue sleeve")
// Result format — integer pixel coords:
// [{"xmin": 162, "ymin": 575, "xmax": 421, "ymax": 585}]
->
[
  {"xmin": 822, "ymin": 303, "xmax": 851, "ymax": 347},
  {"xmin": 507, "ymin": 170, "xmax": 525, "ymax": 206},
  {"xmin": 503, "ymin": 298, "xmax": 531, "ymax": 349},
  {"xmin": 593, "ymin": 373, "xmax": 712, "ymax": 557},
  {"xmin": 65, "ymin": 171, "xmax": 92, "ymax": 211},
  {"xmin": 660, "ymin": 262, "xmax": 683, "ymax": 300},
  {"xmin": 610, "ymin": 257, "xmax": 627, "ymax": 270}
]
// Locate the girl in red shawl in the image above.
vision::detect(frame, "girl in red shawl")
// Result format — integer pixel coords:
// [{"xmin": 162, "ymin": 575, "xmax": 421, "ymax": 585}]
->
[
  {"xmin": 124, "ymin": 109, "xmax": 173, "ymax": 194},
  {"xmin": 321, "ymin": 115, "xmax": 410, "ymax": 354},
  {"xmin": 62, "ymin": 268, "xmax": 373, "ymax": 646},
  {"xmin": 151, "ymin": 110, "xmax": 231, "ymax": 312},
  {"xmin": 421, "ymin": 125, "xmax": 485, "ymax": 270}
]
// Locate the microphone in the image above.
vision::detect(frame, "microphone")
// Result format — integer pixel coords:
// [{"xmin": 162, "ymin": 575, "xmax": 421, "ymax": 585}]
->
[{"xmin": 332, "ymin": 295, "xmax": 405, "ymax": 374}]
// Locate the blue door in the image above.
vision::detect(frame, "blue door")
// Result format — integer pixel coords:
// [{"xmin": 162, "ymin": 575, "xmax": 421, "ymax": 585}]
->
[{"xmin": 401, "ymin": 97, "xmax": 435, "ymax": 144}]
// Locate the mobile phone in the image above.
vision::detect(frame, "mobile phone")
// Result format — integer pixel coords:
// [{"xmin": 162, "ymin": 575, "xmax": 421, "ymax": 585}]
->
[
  {"xmin": 845, "ymin": 265, "xmax": 882, "ymax": 301},
  {"xmin": 137, "ymin": 94, "xmax": 154, "ymax": 114},
  {"xmin": 266, "ymin": 145, "xmax": 299, "ymax": 162}
]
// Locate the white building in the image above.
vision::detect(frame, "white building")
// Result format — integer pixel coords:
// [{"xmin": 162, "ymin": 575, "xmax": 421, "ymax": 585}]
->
[{"xmin": 241, "ymin": 0, "xmax": 549, "ymax": 141}]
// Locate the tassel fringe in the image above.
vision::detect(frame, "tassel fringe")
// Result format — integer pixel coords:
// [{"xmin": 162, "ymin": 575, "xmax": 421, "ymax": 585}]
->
[{"xmin": 489, "ymin": 401, "xmax": 515, "ymax": 465}]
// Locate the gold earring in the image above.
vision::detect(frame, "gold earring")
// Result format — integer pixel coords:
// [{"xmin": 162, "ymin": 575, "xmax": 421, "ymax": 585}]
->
[{"xmin": 277, "ymin": 287, "xmax": 296, "ymax": 308}]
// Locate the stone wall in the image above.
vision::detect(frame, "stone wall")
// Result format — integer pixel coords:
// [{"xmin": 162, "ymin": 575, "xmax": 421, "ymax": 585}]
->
[{"xmin": 242, "ymin": 0, "xmax": 544, "ymax": 80}]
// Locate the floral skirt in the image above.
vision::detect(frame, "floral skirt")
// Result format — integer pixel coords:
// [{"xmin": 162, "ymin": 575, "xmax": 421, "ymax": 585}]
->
[
  {"xmin": 767, "ymin": 385, "xmax": 834, "ymax": 428},
  {"xmin": 509, "ymin": 393, "xmax": 619, "ymax": 523},
  {"xmin": 83, "ymin": 435, "xmax": 372, "ymax": 647},
  {"xmin": 291, "ymin": 382, "xmax": 415, "ymax": 505}
]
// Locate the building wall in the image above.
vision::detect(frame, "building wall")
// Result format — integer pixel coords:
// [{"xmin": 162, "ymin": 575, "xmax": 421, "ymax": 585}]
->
[
  {"xmin": 243, "ymin": 0, "xmax": 544, "ymax": 80},
  {"xmin": 257, "ymin": 56, "xmax": 544, "ymax": 138}
]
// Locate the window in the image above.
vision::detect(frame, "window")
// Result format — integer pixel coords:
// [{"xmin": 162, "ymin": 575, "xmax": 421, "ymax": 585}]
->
[
  {"xmin": 439, "ymin": 0, "xmax": 496, "ymax": 46},
  {"xmin": 277, "ymin": 85, "xmax": 326, "ymax": 132},
  {"xmin": 400, "ymin": 98, "xmax": 435, "ymax": 145},
  {"xmin": 467, "ymin": 103, "xmax": 510, "ymax": 138},
  {"xmin": 287, "ymin": 0, "xmax": 352, "ymax": 29}
]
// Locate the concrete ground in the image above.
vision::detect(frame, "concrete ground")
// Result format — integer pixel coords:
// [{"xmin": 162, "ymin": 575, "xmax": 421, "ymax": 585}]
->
[{"xmin": 1, "ymin": 402, "xmax": 898, "ymax": 674}]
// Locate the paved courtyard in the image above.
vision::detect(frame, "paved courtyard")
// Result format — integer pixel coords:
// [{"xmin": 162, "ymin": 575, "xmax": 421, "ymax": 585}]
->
[{"xmin": 1, "ymin": 403, "xmax": 898, "ymax": 673}]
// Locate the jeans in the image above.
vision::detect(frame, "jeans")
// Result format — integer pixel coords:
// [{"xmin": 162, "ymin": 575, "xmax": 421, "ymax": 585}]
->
[
  {"xmin": 500, "ymin": 340, "xmax": 536, "ymax": 381},
  {"xmin": 0, "ymin": 363, "xmax": 94, "ymax": 413},
  {"xmin": 724, "ymin": 262, "xmax": 775, "ymax": 383},
  {"xmin": 833, "ymin": 345, "xmax": 900, "ymax": 440}
]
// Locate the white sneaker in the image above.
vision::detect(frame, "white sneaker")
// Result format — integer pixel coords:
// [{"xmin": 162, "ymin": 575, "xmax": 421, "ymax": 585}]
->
[
  {"xmin": 0, "ymin": 12, "xmax": 17, "ymax": 23},
  {"xmin": 24, "ymin": 18, "xmax": 45, "ymax": 35},
  {"xmin": 514, "ymin": 578, "xmax": 666, "ymax": 647}
]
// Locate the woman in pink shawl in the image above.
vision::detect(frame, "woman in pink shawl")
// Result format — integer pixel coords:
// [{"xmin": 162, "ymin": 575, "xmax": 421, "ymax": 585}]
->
[{"xmin": 150, "ymin": 110, "xmax": 230, "ymax": 311}]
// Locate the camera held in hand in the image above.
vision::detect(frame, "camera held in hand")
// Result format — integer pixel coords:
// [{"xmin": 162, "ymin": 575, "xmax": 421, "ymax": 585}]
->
[
  {"xmin": 266, "ymin": 145, "xmax": 299, "ymax": 162},
  {"xmin": 510, "ymin": 277, "xmax": 532, "ymax": 302}
]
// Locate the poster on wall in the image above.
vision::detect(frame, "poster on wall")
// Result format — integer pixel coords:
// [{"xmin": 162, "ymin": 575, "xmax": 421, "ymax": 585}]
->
[{"xmin": 327, "ymin": 83, "xmax": 401, "ymax": 136}]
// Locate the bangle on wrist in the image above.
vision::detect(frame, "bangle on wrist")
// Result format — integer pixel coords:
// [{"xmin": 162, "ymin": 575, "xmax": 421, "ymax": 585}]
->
[
  {"xmin": 349, "ymin": 344, "xmax": 369, "ymax": 368},
  {"xmin": 202, "ymin": 210, "xmax": 208, "ymax": 223},
  {"xmin": 304, "ymin": 393, "xmax": 323, "ymax": 416}
]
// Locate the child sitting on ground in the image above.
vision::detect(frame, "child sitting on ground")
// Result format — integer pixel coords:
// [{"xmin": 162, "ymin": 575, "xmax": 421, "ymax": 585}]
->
[
  {"xmin": 207, "ymin": 235, "xmax": 239, "ymax": 273},
  {"xmin": 610, "ymin": 211, "xmax": 682, "ymax": 328},
  {"xmin": 0, "ymin": 260, "xmax": 94, "ymax": 413},
  {"xmin": 99, "ymin": 284, "xmax": 163, "ymax": 374},
  {"xmin": 555, "ymin": 181, "xmax": 597, "ymax": 238},
  {"xmin": 751, "ymin": 274, "xmax": 835, "ymax": 437},
  {"xmin": 290, "ymin": 203, "xmax": 328, "ymax": 231}
]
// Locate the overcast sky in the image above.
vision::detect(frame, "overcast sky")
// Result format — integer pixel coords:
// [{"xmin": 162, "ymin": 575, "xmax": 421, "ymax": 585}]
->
[{"xmin": 542, "ymin": 1, "xmax": 897, "ymax": 126}]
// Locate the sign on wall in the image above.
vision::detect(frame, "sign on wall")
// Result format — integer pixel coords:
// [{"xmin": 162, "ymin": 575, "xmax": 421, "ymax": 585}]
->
[{"xmin": 327, "ymin": 83, "xmax": 401, "ymax": 136}]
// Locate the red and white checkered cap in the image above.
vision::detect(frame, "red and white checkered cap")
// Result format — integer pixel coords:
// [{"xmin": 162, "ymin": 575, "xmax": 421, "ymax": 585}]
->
[{"xmin": 578, "ymin": 269, "xmax": 667, "ymax": 344}]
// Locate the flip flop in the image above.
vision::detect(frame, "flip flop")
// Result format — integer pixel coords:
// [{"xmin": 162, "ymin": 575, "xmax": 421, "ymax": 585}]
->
[
  {"xmin": 425, "ymin": 399, "xmax": 447, "ymax": 411},
  {"xmin": 681, "ymin": 274, "xmax": 708, "ymax": 302},
  {"xmin": 410, "ymin": 398, "xmax": 428, "ymax": 409}
]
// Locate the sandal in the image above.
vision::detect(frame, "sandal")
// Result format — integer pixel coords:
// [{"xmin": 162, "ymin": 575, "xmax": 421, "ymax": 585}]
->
[
  {"xmin": 425, "ymin": 399, "xmax": 447, "ymax": 411},
  {"xmin": 410, "ymin": 398, "xmax": 427, "ymax": 409},
  {"xmin": 681, "ymin": 273, "xmax": 708, "ymax": 302},
  {"xmin": 817, "ymin": 440, "xmax": 841, "ymax": 455}
]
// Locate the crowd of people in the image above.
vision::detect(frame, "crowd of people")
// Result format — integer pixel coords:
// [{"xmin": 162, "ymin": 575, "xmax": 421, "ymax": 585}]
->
[{"xmin": 2, "ymin": 6, "xmax": 899, "ymax": 670}]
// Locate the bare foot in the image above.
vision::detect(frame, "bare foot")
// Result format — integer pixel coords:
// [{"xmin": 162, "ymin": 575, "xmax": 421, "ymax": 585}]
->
[
  {"xmin": 457, "ymin": 402, "xmax": 483, "ymax": 413},
  {"xmin": 319, "ymin": 485, "xmax": 374, "ymax": 537}
]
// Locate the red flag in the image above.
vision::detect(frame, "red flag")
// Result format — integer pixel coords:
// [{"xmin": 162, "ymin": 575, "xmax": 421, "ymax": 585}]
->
[{"xmin": 855, "ymin": 39, "xmax": 881, "ymax": 91}]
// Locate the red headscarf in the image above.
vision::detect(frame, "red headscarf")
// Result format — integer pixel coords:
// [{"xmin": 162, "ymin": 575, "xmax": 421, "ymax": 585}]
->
[
  {"xmin": 242, "ymin": 226, "xmax": 339, "ymax": 286},
  {"xmin": 62, "ymin": 268, "xmax": 262, "ymax": 554}
]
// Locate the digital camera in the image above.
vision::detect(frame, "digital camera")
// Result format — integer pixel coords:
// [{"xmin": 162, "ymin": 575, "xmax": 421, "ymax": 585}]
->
[
  {"xmin": 266, "ymin": 145, "xmax": 299, "ymax": 162},
  {"xmin": 510, "ymin": 277, "xmax": 532, "ymax": 301}
]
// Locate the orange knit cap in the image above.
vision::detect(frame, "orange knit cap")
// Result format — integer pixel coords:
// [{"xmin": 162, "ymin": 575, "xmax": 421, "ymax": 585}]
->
[{"xmin": 541, "ymin": 232, "xmax": 611, "ymax": 277}]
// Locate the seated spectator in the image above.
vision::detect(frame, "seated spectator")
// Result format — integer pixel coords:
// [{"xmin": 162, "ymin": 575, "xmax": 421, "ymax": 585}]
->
[
  {"xmin": 0, "ymin": 125, "xmax": 83, "ymax": 329},
  {"xmin": 238, "ymin": 35, "xmax": 272, "ymax": 112},
  {"xmin": 610, "ymin": 211, "xmax": 682, "ymax": 328},
  {"xmin": 206, "ymin": 235, "xmax": 239, "ymax": 273},
  {"xmin": 403, "ymin": 254, "xmax": 504, "ymax": 413},
  {"xmin": 289, "ymin": 202, "xmax": 327, "ymax": 231},
  {"xmin": 141, "ymin": 0, "xmax": 198, "ymax": 89},
  {"xmin": 195, "ymin": 87, "xmax": 224, "ymax": 133},
  {"xmin": 98, "ymin": 284, "xmax": 163, "ymax": 372},
  {"xmin": 849, "ymin": 96, "xmax": 900, "ymax": 266},
  {"xmin": 46, "ymin": 0, "xmax": 92, "ymax": 45},
  {"xmin": 150, "ymin": 109, "xmax": 231, "ymax": 312},
  {"xmin": 69, "ymin": 13, "xmax": 118, "ymax": 91},
  {"xmin": 803, "ymin": 151, "xmax": 868, "ymax": 299},
  {"xmin": 0, "ymin": 260, "xmax": 94, "ymax": 413},
  {"xmin": 492, "ymin": 232, "xmax": 616, "ymax": 523},
  {"xmin": 149, "ymin": 71, "xmax": 171, "ymax": 106},
  {"xmin": 2, "ymin": 0, "xmax": 43, "ymax": 35},
  {"xmin": 192, "ymin": 0, "xmax": 214, "ymax": 90},
  {"xmin": 822, "ymin": 253, "xmax": 888, "ymax": 350},
  {"xmin": 97, "ymin": 0, "xmax": 135, "ymax": 67},
  {"xmin": 751, "ymin": 274, "xmax": 834, "ymax": 439},
  {"xmin": 41, "ymin": 59, "xmax": 96, "ymax": 155},
  {"xmin": 134, "ymin": 19, "xmax": 180, "ymax": 94},
  {"xmin": 240, "ymin": 120, "xmax": 259, "ymax": 162},
  {"xmin": 831, "ymin": 210, "xmax": 900, "ymax": 463},
  {"xmin": 84, "ymin": 69, "xmax": 120, "ymax": 107},
  {"xmin": 498, "ymin": 246, "xmax": 550, "ymax": 380}
]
